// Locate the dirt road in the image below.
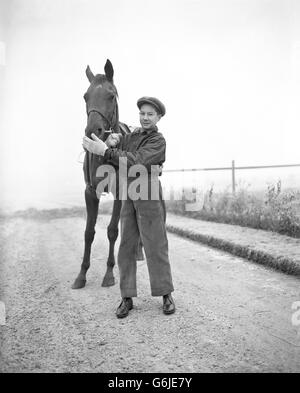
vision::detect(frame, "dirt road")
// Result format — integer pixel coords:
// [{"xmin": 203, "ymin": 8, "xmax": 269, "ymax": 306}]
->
[{"xmin": 0, "ymin": 215, "xmax": 299, "ymax": 373}]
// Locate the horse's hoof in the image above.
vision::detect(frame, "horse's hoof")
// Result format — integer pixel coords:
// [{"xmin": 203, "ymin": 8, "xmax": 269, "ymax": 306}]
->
[
  {"xmin": 71, "ymin": 278, "xmax": 86, "ymax": 289},
  {"xmin": 101, "ymin": 275, "xmax": 115, "ymax": 287}
]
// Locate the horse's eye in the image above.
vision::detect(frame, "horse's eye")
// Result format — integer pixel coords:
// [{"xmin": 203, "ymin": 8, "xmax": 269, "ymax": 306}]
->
[{"xmin": 106, "ymin": 89, "xmax": 115, "ymax": 99}]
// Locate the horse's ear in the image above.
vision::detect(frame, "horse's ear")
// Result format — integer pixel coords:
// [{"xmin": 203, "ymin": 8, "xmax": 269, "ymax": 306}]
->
[
  {"xmin": 104, "ymin": 59, "xmax": 114, "ymax": 81},
  {"xmin": 86, "ymin": 65, "xmax": 94, "ymax": 83}
]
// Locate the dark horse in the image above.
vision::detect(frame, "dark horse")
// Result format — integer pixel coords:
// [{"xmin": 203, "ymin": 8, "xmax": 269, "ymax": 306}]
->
[{"xmin": 72, "ymin": 59, "xmax": 143, "ymax": 289}]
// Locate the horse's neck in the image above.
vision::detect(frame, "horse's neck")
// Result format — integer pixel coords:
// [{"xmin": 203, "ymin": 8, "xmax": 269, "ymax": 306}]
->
[
  {"xmin": 94, "ymin": 99, "xmax": 137, "ymax": 136},
  {"xmin": 112, "ymin": 102, "xmax": 120, "ymax": 133},
  {"xmin": 113, "ymin": 103, "xmax": 131, "ymax": 136},
  {"xmin": 119, "ymin": 122, "xmax": 132, "ymax": 135}
]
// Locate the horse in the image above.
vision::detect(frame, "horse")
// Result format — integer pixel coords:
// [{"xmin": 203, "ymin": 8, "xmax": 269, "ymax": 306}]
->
[{"xmin": 72, "ymin": 59, "xmax": 143, "ymax": 290}]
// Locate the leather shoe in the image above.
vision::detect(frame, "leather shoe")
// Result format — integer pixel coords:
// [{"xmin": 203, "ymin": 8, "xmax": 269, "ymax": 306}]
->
[
  {"xmin": 116, "ymin": 297, "xmax": 133, "ymax": 318},
  {"xmin": 163, "ymin": 294, "xmax": 175, "ymax": 315}
]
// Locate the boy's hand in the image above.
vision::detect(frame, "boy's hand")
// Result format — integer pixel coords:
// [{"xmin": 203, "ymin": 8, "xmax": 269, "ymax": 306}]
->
[
  {"xmin": 106, "ymin": 133, "xmax": 121, "ymax": 148},
  {"xmin": 82, "ymin": 133, "xmax": 108, "ymax": 156}
]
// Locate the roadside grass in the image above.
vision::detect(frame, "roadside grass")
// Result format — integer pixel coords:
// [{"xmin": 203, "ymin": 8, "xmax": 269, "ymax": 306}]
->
[{"xmin": 165, "ymin": 180, "xmax": 300, "ymax": 238}]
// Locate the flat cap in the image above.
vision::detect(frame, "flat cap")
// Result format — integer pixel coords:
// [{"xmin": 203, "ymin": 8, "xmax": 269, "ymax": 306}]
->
[{"xmin": 137, "ymin": 96, "xmax": 166, "ymax": 116}]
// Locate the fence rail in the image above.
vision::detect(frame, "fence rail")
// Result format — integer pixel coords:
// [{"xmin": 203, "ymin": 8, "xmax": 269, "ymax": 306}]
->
[{"xmin": 163, "ymin": 161, "xmax": 300, "ymax": 193}]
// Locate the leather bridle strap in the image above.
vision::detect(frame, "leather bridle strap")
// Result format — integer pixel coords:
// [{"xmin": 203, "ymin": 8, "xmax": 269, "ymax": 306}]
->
[
  {"xmin": 87, "ymin": 109, "xmax": 111, "ymax": 127},
  {"xmin": 87, "ymin": 105, "xmax": 119, "ymax": 133}
]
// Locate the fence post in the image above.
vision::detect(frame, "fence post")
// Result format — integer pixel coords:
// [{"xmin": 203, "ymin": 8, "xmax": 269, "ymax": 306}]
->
[{"xmin": 232, "ymin": 160, "xmax": 236, "ymax": 194}]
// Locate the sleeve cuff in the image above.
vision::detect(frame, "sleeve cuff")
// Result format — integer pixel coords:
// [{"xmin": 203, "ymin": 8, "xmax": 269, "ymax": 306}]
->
[
  {"xmin": 101, "ymin": 145, "xmax": 108, "ymax": 156},
  {"xmin": 103, "ymin": 147, "xmax": 111, "ymax": 160}
]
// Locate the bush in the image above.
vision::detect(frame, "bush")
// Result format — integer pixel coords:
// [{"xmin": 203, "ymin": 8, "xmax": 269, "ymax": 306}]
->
[{"xmin": 165, "ymin": 181, "xmax": 300, "ymax": 238}]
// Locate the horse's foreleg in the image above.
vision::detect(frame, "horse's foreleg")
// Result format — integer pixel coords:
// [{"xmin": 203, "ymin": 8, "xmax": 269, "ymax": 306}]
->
[
  {"xmin": 72, "ymin": 187, "xmax": 99, "ymax": 289},
  {"xmin": 102, "ymin": 199, "xmax": 122, "ymax": 287}
]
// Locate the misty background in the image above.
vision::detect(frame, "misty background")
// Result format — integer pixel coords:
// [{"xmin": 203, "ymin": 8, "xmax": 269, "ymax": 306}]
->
[{"xmin": 1, "ymin": 0, "xmax": 300, "ymax": 212}]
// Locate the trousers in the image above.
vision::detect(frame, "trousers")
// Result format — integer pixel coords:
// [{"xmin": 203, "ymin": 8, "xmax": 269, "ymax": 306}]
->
[{"xmin": 117, "ymin": 197, "xmax": 174, "ymax": 297}]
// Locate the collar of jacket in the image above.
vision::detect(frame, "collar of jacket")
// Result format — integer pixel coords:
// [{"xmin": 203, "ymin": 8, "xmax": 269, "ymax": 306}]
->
[{"xmin": 140, "ymin": 125, "xmax": 158, "ymax": 135}]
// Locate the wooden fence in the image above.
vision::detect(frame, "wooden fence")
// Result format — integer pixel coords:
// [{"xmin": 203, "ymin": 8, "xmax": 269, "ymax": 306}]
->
[{"xmin": 164, "ymin": 162, "xmax": 300, "ymax": 193}]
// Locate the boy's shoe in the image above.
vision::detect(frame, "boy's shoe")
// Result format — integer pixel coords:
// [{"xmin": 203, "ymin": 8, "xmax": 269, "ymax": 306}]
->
[
  {"xmin": 163, "ymin": 294, "xmax": 175, "ymax": 315},
  {"xmin": 116, "ymin": 297, "xmax": 133, "ymax": 318}
]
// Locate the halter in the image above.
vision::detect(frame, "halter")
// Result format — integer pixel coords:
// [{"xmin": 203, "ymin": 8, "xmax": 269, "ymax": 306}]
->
[{"xmin": 87, "ymin": 101, "xmax": 119, "ymax": 134}]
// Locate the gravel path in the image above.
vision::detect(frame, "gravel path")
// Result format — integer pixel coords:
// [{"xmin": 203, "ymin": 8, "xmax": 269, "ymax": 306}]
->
[{"xmin": 0, "ymin": 215, "xmax": 299, "ymax": 373}]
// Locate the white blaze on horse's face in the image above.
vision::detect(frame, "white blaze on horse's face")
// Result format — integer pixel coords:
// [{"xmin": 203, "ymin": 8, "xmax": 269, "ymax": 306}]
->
[{"xmin": 139, "ymin": 104, "xmax": 162, "ymax": 130}]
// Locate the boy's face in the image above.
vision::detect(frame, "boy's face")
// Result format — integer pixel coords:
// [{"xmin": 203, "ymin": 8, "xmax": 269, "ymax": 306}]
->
[{"xmin": 139, "ymin": 104, "xmax": 162, "ymax": 130}]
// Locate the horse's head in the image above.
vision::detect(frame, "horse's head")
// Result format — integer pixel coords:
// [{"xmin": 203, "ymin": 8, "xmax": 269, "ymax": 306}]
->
[{"xmin": 83, "ymin": 59, "xmax": 119, "ymax": 140}]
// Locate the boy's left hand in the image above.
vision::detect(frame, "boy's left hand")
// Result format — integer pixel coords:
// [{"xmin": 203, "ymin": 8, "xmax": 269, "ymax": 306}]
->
[
  {"xmin": 106, "ymin": 133, "xmax": 121, "ymax": 147},
  {"xmin": 82, "ymin": 133, "xmax": 108, "ymax": 156}
]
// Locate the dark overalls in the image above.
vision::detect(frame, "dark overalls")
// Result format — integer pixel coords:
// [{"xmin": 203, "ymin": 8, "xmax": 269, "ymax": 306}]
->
[{"xmin": 104, "ymin": 125, "xmax": 174, "ymax": 297}]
